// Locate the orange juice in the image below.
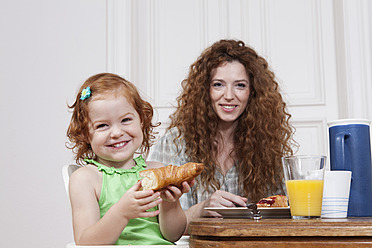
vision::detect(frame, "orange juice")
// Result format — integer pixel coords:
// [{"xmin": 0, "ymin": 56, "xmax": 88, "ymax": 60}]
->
[{"xmin": 286, "ymin": 180, "xmax": 324, "ymax": 217}]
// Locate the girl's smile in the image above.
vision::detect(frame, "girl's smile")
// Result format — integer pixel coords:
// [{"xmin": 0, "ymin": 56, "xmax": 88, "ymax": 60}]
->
[
  {"xmin": 87, "ymin": 95, "xmax": 143, "ymax": 169},
  {"xmin": 108, "ymin": 141, "xmax": 129, "ymax": 148}
]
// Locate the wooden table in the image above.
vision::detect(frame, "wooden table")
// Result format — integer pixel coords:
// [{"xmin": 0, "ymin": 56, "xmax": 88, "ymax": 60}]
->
[{"xmin": 189, "ymin": 217, "xmax": 372, "ymax": 247}]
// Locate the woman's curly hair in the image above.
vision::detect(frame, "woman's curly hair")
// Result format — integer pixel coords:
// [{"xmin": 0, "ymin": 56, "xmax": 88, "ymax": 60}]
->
[
  {"xmin": 66, "ymin": 73, "xmax": 159, "ymax": 165},
  {"xmin": 168, "ymin": 39, "xmax": 296, "ymax": 202}
]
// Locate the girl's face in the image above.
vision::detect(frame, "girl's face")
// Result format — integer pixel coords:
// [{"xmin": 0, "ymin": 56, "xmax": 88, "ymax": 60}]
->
[
  {"xmin": 209, "ymin": 61, "xmax": 250, "ymax": 125},
  {"xmin": 87, "ymin": 95, "xmax": 143, "ymax": 168}
]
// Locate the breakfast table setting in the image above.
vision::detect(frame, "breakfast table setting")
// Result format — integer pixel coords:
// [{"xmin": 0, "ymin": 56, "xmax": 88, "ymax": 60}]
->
[
  {"xmin": 65, "ymin": 119, "xmax": 372, "ymax": 247},
  {"xmin": 188, "ymin": 119, "xmax": 372, "ymax": 247}
]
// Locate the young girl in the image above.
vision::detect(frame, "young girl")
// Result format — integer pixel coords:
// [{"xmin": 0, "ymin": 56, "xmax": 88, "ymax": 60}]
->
[{"xmin": 66, "ymin": 73, "xmax": 191, "ymax": 245}]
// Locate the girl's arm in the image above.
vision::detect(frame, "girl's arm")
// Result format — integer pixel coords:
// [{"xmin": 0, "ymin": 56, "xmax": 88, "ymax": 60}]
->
[
  {"xmin": 69, "ymin": 167, "xmax": 161, "ymax": 245},
  {"xmin": 145, "ymin": 161, "xmax": 195, "ymax": 240},
  {"xmin": 146, "ymin": 161, "xmax": 187, "ymax": 241},
  {"xmin": 158, "ymin": 185, "xmax": 187, "ymax": 242}
]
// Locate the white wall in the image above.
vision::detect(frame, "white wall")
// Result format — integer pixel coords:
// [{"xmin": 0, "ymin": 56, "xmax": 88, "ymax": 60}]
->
[
  {"xmin": 0, "ymin": 0, "xmax": 106, "ymax": 247},
  {"xmin": 1, "ymin": 0, "xmax": 371, "ymax": 248},
  {"xmin": 111, "ymin": 0, "xmax": 372, "ymax": 158}
]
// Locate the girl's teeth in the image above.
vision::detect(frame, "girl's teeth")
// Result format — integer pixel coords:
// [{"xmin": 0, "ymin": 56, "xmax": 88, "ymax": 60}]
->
[{"xmin": 113, "ymin": 142, "xmax": 126, "ymax": 147}]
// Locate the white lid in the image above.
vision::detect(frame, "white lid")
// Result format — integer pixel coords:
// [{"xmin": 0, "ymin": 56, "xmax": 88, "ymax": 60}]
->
[{"xmin": 327, "ymin": 118, "xmax": 371, "ymax": 127}]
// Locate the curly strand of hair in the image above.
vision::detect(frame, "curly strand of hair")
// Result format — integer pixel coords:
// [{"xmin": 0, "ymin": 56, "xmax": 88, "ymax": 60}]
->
[
  {"xmin": 233, "ymin": 78, "xmax": 293, "ymax": 201},
  {"xmin": 66, "ymin": 98, "xmax": 96, "ymax": 165}
]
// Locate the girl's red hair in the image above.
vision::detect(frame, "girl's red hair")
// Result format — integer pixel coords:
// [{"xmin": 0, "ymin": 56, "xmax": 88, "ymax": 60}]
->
[{"xmin": 66, "ymin": 73, "xmax": 159, "ymax": 165}]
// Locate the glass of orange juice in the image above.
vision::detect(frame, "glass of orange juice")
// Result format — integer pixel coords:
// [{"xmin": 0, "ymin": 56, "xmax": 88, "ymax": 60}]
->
[{"xmin": 282, "ymin": 155, "xmax": 326, "ymax": 219}]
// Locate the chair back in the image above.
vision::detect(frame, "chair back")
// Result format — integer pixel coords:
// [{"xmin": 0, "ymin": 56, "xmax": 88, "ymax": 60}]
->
[{"xmin": 62, "ymin": 164, "xmax": 81, "ymax": 201}]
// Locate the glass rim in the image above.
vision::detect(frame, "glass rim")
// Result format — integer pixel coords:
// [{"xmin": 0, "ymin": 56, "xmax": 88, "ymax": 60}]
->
[{"xmin": 282, "ymin": 155, "xmax": 327, "ymax": 160}]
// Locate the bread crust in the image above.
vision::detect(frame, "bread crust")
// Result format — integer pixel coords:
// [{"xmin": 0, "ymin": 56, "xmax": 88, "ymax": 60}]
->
[{"xmin": 140, "ymin": 162, "xmax": 204, "ymax": 191}]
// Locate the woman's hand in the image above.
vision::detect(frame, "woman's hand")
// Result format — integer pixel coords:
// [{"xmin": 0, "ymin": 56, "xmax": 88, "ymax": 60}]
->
[
  {"xmin": 203, "ymin": 190, "xmax": 247, "ymax": 217},
  {"xmin": 117, "ymin": 181, "xmax": 162, "ymax": 220}
]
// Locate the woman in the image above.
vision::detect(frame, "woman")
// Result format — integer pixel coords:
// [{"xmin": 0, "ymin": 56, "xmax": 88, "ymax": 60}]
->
[{"xmin": 150, "ymin": 39, "xmax": 296, "ymax": 226}]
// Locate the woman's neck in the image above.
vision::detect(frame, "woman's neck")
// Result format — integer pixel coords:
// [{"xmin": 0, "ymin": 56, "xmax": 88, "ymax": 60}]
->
[
  {"xmin": 217, "ymin": 121, "xmax": 237, "ymax": 142},
  {"xmin": 215, "ymin": 121, "xmax": 237, "ymax": 174}
]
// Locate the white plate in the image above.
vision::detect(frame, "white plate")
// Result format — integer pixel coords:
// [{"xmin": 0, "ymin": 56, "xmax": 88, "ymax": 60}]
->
[{"xmin": 204, "ymin": 207, "xmax": 291, "ymax": 219}]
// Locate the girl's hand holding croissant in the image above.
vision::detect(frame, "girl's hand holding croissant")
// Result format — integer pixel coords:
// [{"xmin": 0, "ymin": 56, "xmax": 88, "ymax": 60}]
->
[
  {"xmin": 160, "ymin": 179, "xmax": 195, "ymax": 202},
  {"xmin": 117, "ymin": 181, "xmax": 162, "ymax": 220}
]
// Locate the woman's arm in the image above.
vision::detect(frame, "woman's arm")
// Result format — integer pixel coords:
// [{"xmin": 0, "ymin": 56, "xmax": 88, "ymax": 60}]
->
[{"xmin": 183, "ymin": 190, "xmax": 247, "ymax": 234}]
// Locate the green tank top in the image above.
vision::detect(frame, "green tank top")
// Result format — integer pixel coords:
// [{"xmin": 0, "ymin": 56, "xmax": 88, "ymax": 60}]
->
[{"xmin": 85, "ymin": 156, "xmax": 173, "ymax": 245}]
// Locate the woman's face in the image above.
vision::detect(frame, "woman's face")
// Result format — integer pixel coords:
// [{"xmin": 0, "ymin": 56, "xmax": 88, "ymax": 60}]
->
[{"xmin": 209, "ymin": 61, "xmax": 250, "ymax": 125}]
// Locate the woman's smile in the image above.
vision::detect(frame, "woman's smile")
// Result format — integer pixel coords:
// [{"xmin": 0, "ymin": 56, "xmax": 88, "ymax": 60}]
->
[
  {"xmin": 209, "ymin": 61, "xmax": 250, "ymax": 124},
  {"xmin": 220, "ymin": 104, "xmax": 238, "ymax": 112}
]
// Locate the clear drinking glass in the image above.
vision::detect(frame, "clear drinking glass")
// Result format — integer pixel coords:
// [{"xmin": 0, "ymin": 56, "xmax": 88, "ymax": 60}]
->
[{"xmin": 282, "ymin": 155, "xmax": 326, "ymax": 219}]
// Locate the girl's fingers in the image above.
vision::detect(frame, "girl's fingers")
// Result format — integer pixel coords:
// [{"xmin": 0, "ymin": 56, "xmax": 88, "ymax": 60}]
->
[
  {"xmin": 188, "ymin": 179, "xmax": 196, "ymax": 188},
  {"xmin": 134, "ymin": 189, "xmax": 158, "ymax": 199},
  {"xmin": 136, "ymin": 192, "xmax": 162, "ymax": 206},
  {"xmin": 161, "ymin": 190, "xmax": 176, "ymax": 202},
  {"xmin": 126, "ymin": 181, "xmax": 142, "ymax": 194},
  {"xmin": 139, "ymin": 197, "xmax": 162, "ymax": 211},
  {"xmin": 138, "ymin": 209, "xmax": 160, "ymax": 218},
  {"xmin": 180, "ymin": 181, "xmax": 193, "ymax": 193},
  {"xmin": 167, "ymin": 185, "xmax": 182, "ymax": 195},
  {"xmin": 131, "ymin": 180, "xmax": 142, "ymax": 191}
]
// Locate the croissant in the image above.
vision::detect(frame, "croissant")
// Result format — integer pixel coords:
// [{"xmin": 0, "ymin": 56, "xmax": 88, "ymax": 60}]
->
[{"xmin": 140, "ymin": 162, "xmax": 204, "ymax": 191}]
